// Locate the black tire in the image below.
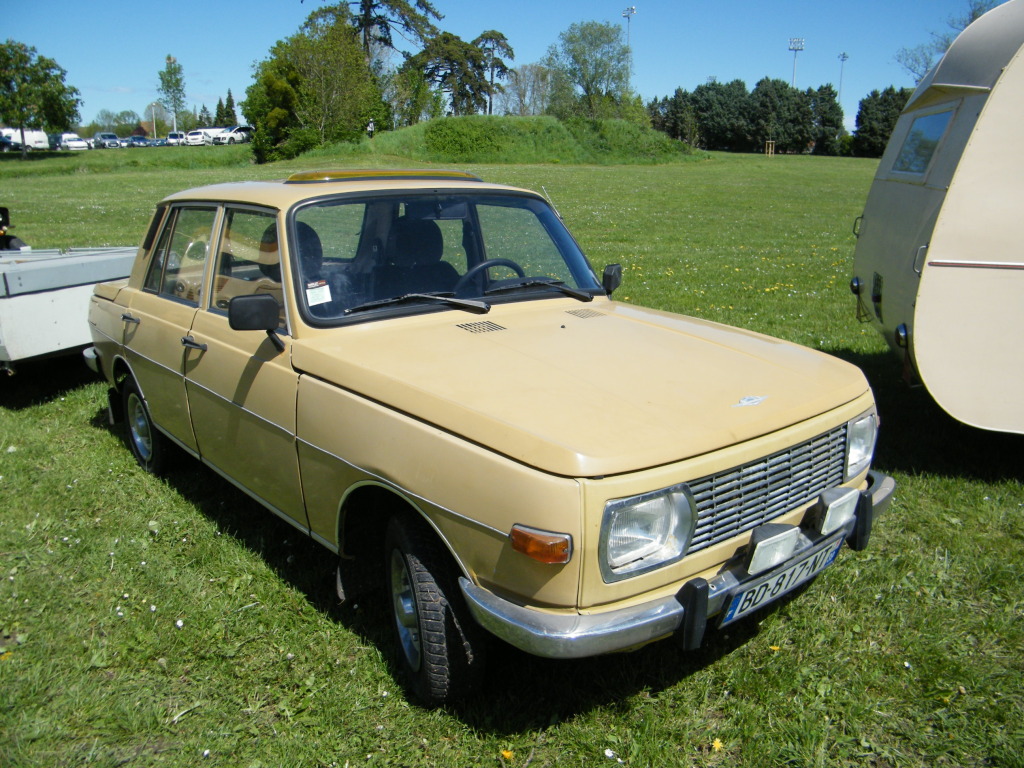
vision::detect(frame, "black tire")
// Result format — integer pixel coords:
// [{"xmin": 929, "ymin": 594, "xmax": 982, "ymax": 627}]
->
[
  {"xmin": 384, "ymin": 515, "xmax": 485, "ymax": 706},
  {"xmin": 122, "ymin": 378, "xmax": 167, "ymax": 475}
]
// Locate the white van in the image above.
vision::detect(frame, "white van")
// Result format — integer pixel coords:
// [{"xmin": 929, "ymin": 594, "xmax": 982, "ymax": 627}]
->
[
  {"xmin": 0, "ymin": 128, "xmax": 49, "ymax": 151},
  {"xmin": 850, "ymin": 0, "xmax": 1024, "ymax": 434}
]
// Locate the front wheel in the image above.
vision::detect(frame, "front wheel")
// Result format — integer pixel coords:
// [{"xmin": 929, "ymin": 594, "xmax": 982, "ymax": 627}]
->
[
  {"xmin": 122, "ymin": 378, "xmax": 167, "ymax": 474},
  {"xmin": 384, "ymin": 515, "xmax": 485, "ymax": 706}
]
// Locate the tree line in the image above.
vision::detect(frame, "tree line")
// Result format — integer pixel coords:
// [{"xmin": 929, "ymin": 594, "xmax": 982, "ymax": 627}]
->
[{"xmin": 647, "ymin": 79, "xmax": 914, "ymax": 157}]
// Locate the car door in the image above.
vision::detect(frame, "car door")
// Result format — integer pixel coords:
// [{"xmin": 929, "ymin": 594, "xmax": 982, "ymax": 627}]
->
[
  {"xmin": 182, "ymin": 207, "xmax": 306, "ymax": 526},
  {"xmin": 122, "ymin": 205, "xmax": 219, "ymax": 454}
]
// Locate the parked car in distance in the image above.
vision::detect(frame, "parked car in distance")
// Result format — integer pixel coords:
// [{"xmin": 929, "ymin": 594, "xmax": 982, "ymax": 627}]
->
[
  {"xmin": 60, "ymin": 133, "xmax": 89, "ymax": 151},
  {"xmin": 126, "ymin": 135, "xmax": 151, "ymax": 147},
  {"xmin": 85, "ymin": 169, "xmax": 894, "ymax": 707},
  {"xmin": 93, "ymin": 132, "xmax": 121, "ymax": 149},
  {"xmin": 212, "ymin": 125, "xmax": 252, "ymax": 144},
  {"xmin": 167, "ymin": 131, "xmax": 186, "ymax": 145},
  {"xmin": 185, "ymin": 130, "xmax": 209, "ymax": 146}
]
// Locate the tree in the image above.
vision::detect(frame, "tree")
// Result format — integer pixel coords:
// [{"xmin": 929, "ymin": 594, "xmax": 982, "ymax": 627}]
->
[
  {"xmin": 0, "ymin": 40, "xmax": 80, "ymax": 158},
  {"xmin": 214, "ymin": 98, "xmax": 227, "ymax": 126},
  {"xmin": 498, "ymin": 63, "xmax": 552, "ymax": 116},
  {"xmin": 807, "ymin": 84, "xmax": 844, "ymax": 156},
  {"xmin": 853, "ymin": 86, "xmax": 913, "ymax": 157},
  {"xmin": 897, "ymin": 0, "xmax": 999, "ymax": 82},
  {"xmin": 198, "ymin": 104, "xmax": 213, "ymax": 126},
  {"xmin": 472, "ymin": 30, "xmax": 513, "ymax": 115},
  {"xmin": 749, "ymin": 78, "xmax": 813, "ymax": 153},
  {"xmin": 388, "ymin": 63, "xmax": 441, "ymax": 127},
  {"xmin": 244, "ymin": 3, "xmax": 385, "ymax": 160},
  {"xmin": 542, "ymin": 21, "xmax": 633, "ymax": 120},
  {"xmin": 409, "ymin": 32, "xmax": 489, "ymax": 116},
  {"xmin": 224, "ymin": 89, "xmax": 238, "ymax": 125},
  {"xmin": 349, "ymin": 0, "xmax": 442, "ymax": 54},
  {"xmin": 157, "ymin": 55, "xmax": 186, "ymax": 133},
  {"xmin": 688, "ymin": 79, "xmax": 752, "ymax": 151}
]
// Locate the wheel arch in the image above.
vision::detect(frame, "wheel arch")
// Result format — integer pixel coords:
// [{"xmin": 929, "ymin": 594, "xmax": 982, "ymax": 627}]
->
[{"xmin": 336, "ymin": 481, "xmax": 470, "ymax": 580}]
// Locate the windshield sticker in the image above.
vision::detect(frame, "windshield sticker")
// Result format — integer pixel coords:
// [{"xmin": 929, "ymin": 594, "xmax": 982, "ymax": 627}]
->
[{"xmin": 306, "ymin": 280, "xmax": 331, "ymax": 306}]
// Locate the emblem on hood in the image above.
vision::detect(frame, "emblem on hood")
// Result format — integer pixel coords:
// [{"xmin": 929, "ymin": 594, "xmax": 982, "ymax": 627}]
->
[{"xmin": 733, "ymin": 395, "xmax": 768, "ymax": 408}]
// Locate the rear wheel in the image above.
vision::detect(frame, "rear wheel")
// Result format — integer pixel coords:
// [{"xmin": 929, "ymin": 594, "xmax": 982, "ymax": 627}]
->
[
  {"xmin": 122, "ymin": 378, "xmax": 167, "ymax": 475},
  {"xmin": 384, "ymin": 515, "xmax": 485, "ymax": 706}
]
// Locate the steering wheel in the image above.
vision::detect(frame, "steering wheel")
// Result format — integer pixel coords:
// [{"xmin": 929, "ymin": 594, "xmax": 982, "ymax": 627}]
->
[{"xmin": 453, "ymin": 258, "xmax": 526, "ymax": 295}]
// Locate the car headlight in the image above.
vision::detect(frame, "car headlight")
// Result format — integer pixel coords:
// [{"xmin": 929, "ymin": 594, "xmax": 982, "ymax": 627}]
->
[
  {"xmin": 599, "ymin": 484, "xmax": 697, "ymax": 582},
  {"xmin": 846, "ymin": 410, "xmax": 878, "ymax": 480}
]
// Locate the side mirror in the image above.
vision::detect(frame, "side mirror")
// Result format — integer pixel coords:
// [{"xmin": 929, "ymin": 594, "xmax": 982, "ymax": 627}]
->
[
  {"xmin": 229, "ymin": 294, "xmax": 285, "ymax": 352},
  {"xmin": 602, "ymin": 264, "xmax": 622, "ymax": 296}
]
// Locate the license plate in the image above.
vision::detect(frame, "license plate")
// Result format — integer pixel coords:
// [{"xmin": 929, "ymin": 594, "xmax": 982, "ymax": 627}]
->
[{"xmin": 719, "ymin": 536, "xmax": 845, "ymax": 627}]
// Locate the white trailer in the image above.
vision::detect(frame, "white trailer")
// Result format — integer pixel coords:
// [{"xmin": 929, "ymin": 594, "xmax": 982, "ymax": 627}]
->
[
  {"xmin": 850, "ymin": 0, "xmax": 1024, "ymax": 434},
  {"xmin": 1, "ymin": 245, "xmax": 136, "ymax": 373}
]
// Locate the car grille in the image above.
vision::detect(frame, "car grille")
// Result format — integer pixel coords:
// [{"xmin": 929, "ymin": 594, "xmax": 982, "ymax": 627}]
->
[{"xmin": 688, "ymin": 425, "xmax": 847, "ymax": 553}]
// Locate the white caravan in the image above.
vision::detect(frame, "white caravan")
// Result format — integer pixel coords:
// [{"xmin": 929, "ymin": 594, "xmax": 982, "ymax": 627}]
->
[{"xmin": 850, "ymin": 0, "xmax": 1024, "ymax": 434}]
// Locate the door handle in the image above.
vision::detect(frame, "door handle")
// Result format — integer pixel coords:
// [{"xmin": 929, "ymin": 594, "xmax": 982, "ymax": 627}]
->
[
  {"xmin": 180, "ymin": 335, "xmax": 208, "ymax": 351},
  {"xmin": 120, "ymin": 312, "xmax": 140, "ymax": 324}
]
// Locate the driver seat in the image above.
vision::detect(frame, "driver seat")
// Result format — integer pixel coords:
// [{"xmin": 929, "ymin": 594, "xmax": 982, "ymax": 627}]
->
[{"xmin": 375, "ymin": 218, "xmax": 459, "ymax": 298}]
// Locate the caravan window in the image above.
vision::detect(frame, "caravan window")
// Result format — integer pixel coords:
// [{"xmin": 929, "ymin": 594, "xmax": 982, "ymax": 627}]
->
[{"xmin": 892, "ymin": 110, "xmax": 954, "ymax": 175}]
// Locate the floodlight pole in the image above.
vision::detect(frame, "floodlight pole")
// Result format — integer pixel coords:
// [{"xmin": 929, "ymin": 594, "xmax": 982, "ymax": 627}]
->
[
  {"xmin": 623, "ymin": 6, "xmax": 637, "ymax": 83},
  {"xmin": 789, "ymin": 38, "xmax": 805, "ymax": 88},
  {"xmin": 838, "ymin": 52, "xmax": 849, "ymax": 102}
]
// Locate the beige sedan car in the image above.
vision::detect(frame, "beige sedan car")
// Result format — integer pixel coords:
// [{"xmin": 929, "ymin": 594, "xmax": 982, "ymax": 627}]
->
[{"xmin": 86, "ymin": 169, "xmax": 894, "ymax": 705}]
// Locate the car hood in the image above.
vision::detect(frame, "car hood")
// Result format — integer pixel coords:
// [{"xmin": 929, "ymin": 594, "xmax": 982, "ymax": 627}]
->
[{"xmin": 291, "ymin": 299, "xmax": 868, "ymax": 477}]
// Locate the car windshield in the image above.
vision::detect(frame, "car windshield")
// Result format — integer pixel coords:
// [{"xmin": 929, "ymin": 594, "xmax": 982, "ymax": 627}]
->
[{"xmin": 289, "ymin": 191, "xmax": 602, "ymax": 323}]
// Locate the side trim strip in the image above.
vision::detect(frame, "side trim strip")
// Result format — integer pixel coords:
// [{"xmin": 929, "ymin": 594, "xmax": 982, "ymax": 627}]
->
[{"xmin": 928, "ymin": 260, "xmax": 1024, "ymax": 270}]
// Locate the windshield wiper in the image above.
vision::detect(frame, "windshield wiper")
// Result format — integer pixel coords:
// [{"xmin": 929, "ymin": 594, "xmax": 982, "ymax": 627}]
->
[
  {"xmin": 344, "ymin": 292, "xmax": 490, "ymax": 315},
  {"xmin": 484, "ymin": 278, "xmax": 594, "ymax": 302}
]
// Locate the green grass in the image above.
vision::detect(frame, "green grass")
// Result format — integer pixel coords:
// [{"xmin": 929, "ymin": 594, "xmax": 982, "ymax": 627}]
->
[{"xmin": 2, "ymin": 148, "xmax": 1022, "ymax": 767}]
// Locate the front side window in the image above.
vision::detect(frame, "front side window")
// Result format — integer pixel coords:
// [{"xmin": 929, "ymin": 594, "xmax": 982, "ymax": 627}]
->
[
  {"xmin": 290, "ymin": 192, "xmax": 601, "ymax": 323},
  {"xmin": 144, "ymin": 206, "xmax": 217, "ymax": 305},
  {"xmin": 211, "ymin": 207, "xmax": 286, "ymax": 330},
  {"xmin": 892, "ymin": 109, "xmax": 954, "ymax": 176}
]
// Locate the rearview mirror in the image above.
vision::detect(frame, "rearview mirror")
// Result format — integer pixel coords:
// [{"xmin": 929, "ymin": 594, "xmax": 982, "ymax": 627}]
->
[
  {"xmin": 229, "ymin": 293, "xmax": 279, "ymax": 331},
  {"xmin": 229, "ymin": 294, "xmax": 285, "ymax": 352},
  {"xmin": 602, "ymin": 264, "xmax": 623, "ymax": 296}
]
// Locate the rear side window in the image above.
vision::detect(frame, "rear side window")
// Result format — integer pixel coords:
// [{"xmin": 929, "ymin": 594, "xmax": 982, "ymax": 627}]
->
[
  {"xmin": 892, "ymin": 109, "xmax": 954, "ymax": 176},
  {"xmin": 144, "ymin": 206, "xmax": 218, "ymax": 305}
]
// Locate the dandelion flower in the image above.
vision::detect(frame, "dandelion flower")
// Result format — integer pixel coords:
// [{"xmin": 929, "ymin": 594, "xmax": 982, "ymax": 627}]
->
[{"xmin": 712, "ymin": 738, "xmax": 724, "ymax": 752}]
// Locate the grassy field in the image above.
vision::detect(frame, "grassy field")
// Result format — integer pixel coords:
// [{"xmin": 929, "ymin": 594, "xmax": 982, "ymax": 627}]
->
[{"xmin": 1, "ymin": 146, "xmax": 1022, "ymax": 767}]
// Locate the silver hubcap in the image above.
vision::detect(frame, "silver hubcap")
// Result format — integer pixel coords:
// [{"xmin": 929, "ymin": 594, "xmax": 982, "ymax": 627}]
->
[
  {"xmin": 390, "ymin": 549, "xmax": 421, "ymax": 671},
  {"xmin": 126, "ymin": 392, "xmax": 152, "ymax": 462}
]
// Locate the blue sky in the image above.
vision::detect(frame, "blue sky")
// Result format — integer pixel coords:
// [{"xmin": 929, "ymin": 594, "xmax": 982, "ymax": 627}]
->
[{"xmin": 5, "ymin": 0, "xmax": 998, "ymax": 131}]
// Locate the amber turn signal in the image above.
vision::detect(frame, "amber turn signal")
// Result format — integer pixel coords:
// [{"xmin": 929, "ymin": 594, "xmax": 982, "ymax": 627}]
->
[{"xmin": 509, "ymin": 525, "xmax": 572, "ymax": 564}]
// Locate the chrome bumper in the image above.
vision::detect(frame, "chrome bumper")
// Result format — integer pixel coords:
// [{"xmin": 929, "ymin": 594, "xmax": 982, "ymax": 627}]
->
[{"xmin": 461, "ymin": 470, "xmax": 896, "ymax": 659}]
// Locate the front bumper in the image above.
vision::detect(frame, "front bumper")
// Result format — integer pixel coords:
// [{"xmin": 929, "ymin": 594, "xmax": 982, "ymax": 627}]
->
[{"xmin": 461, "ymin": 470, "xmax": 896, "ymax": 659}]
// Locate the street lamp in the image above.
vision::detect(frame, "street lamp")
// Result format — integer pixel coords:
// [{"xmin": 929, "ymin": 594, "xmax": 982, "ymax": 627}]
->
[
  {"xmin": 622, "ymin": 6, "xmax": 636, "ymax": 48},
  {"xmin": 838, "ymin": 52, "xmax": 849, "ymax": 103},
  {"xmin": 622, "ymin": 6, "xmax": 637, "ymax": 84},
  {"xmin": 148, "ymin": 102, "xmax": 160, "ymax": 139},
  {"xmin": 788, "ymin": 37, "xmax": 805, "ymax": 88}
]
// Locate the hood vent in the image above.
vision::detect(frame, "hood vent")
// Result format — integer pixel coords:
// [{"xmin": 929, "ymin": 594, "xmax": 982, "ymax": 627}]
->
[
  {"xmin": 457, "ymin": 320, "xmax": 506, "ymax": 334},
  {"xmin": 566, "ymin": 309, "xmax": 606, "ymax": 319}
]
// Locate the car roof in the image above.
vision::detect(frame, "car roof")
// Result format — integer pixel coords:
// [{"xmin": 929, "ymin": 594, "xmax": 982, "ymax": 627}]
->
[{"xmin": 159, "ymin": 169, "xmax": 541, "ymax": 211}]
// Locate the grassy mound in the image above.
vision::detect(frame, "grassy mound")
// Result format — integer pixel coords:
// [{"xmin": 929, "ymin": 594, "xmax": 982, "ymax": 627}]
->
[{"xmin": 324, "ymin": 115, "xmax": 698, "ymax": 165}]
